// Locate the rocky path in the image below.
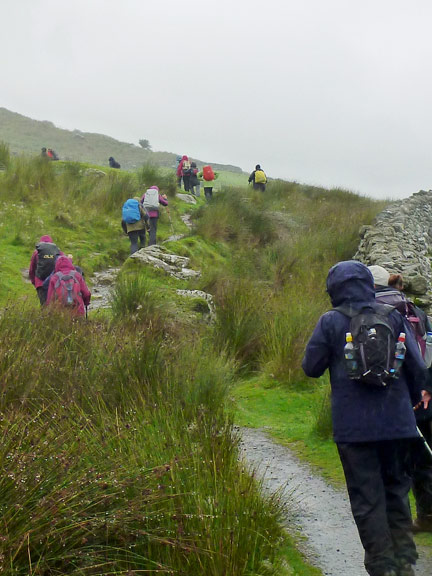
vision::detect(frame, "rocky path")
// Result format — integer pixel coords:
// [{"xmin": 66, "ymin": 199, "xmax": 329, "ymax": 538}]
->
[{"xmin": 240, "ymin": 428, "xmax": 431, "ymax": 576}]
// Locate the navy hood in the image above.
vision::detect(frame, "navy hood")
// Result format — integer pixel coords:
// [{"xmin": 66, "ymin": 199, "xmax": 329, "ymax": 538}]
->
[{"xmin": 326, "ymin": 260, "xmax": 375, "ymax": 307}]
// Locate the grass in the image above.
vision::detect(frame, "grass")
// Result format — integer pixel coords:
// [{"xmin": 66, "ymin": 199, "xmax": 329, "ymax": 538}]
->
[{"xmin": 0, "ymin": 149, "xmax": 398, "ymax": 574}]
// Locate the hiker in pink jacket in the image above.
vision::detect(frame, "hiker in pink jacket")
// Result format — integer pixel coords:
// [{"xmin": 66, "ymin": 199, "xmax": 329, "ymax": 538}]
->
[
  {"xmin": 29, "ymin": 235, "xmax": 62, "ymax": 305},
  {"xmin": 46, "ymin": 255, "xmax": 91, "ymax": 316},
  {"xmin": 141, "ymin": 186, "xmax": 168, "ymax": 246}
]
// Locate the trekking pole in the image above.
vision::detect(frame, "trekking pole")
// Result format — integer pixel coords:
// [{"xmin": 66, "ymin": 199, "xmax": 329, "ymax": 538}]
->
[
  {"xmin": 85, "ymin": 305, "xmax": 88, "ymax": 320},
  {"xmin": 414, "ymin": 401, "xmax": 432, "ymax": 459},
  {"xmin": 416, "ymin": 425, "xmax": 432, "ymax": 459},
  {"xmin": 166, "ymin": 207, "xmax": 175, "ymax": 235}
]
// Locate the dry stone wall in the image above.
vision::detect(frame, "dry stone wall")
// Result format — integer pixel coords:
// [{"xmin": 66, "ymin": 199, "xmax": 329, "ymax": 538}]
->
[{"xmin": 354, "ymin": 190, "xmax": 432, "ymax": 308}]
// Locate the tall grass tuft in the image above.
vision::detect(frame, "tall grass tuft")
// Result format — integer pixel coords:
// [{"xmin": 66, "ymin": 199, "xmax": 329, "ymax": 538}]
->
[
  {"xmin": 137, "ymin": 164, "xmax": 177, "ymax": 197},
  {"xmin": 0, "ymin": 304, "xmax": 288, "ymax": 575},
  {"xmin": 0, "ymin": 140, "xmax": 11, "ymax": 169}
]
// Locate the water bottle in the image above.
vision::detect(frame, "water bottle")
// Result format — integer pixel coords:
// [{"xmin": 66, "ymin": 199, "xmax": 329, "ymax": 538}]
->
[
  {"xmin": 344, "ymin": 332, "xmax": 359, "ymax": 377},
  {"xmin": 426, "ymin": 331, "xmax": 432, "ymax": 344},
  {"xmin": 393, "ymin": 332, "xmax": 406, "ymax": 377},
  {"xmin": 424, "ymin": 331, "xmax": 432, "ymax": 368}
]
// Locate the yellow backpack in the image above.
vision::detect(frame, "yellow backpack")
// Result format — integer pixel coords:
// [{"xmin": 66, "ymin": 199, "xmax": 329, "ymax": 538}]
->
[{"xmin": 255, "ymin": 170, "xmax": 266, "ymax": 183}]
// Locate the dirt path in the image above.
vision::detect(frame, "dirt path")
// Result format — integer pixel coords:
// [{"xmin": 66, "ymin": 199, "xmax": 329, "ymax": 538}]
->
[{"xmin": 240, "ymin": 428, "xmax": 430, "ymax": 576}]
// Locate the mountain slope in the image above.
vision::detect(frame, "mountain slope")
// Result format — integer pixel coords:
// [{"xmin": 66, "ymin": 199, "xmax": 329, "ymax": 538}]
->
[{"xmin": 0, "ymin": 107, "xmax": 243, "ymax": 173}]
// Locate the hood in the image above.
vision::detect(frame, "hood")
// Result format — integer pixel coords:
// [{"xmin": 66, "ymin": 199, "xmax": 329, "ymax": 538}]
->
[
  {"xmin": 326, "ymin": 260, "xmax": 375, "ymax": 307},
  {"xmin": 182, "ymin": 155, "xmax": 188, "ymax": 161},
  {"xmin": 54, "ymin": 255, "xmax": 75, "ymax": 274},
  {"xmin": 39, "ymin": 235, "xmax": 53, "ymax": 243},
  {"xmin": 148, "ymin": 185, "xmax": 159, "ymax": 192}
]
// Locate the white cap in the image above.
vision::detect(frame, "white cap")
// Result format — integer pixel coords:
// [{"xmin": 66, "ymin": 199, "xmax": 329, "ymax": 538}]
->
[{"xmin": 368, "ymin": 265, "xmax": 390, "ymax": 286}]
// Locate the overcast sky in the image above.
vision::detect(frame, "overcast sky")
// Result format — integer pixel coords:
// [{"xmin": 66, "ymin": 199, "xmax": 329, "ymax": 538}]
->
[{"xmin": 2, "ymin": 0, "xmax": 432, "ymax": 199}]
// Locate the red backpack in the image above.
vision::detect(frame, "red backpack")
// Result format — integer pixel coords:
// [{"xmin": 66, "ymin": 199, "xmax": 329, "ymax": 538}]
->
[
  {"xmin": 203, "ymin": 165, "xmax": 215, "ymax": 181},
  {"xmin": 52, "ymin": 271, "xmax": 83, "ymax": 309}
]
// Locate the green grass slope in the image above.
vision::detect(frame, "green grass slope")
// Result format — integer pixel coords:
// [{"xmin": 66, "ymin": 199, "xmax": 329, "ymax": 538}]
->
[{"xmin": 0, "ymin": 149, "xmax": 396, "ymax": 574}]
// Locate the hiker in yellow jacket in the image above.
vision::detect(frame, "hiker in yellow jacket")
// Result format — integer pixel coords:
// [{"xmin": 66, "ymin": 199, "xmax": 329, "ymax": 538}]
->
[{"xmin": 248, "ymin": 164, "xmax": 267, "ymax": 192}]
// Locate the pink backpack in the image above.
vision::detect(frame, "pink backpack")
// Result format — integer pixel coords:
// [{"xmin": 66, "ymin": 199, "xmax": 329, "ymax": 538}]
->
[{"xmin": 53, "ymin": 271, "xmax": 83, "ymax": 309}]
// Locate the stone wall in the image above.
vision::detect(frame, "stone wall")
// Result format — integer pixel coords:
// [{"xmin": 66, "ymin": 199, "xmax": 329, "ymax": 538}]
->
[{"xmin": 354, "ymin": 190, "xmax": 432, "ymax": 309}]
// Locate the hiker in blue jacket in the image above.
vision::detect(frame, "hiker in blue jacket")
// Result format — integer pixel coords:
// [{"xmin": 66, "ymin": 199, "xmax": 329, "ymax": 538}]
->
[{"xmin": 302, "ymin": 260, "xmax": 431, "ymax": 576}]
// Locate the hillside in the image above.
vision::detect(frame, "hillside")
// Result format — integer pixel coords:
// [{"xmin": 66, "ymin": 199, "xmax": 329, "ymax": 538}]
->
[
  {"xmin": 3, "ymin": 152, "xmax": 414, "ymax": 575},
  {"xmin": 0, "ymin": 107, "xmax": 244, "ymax": 173}
]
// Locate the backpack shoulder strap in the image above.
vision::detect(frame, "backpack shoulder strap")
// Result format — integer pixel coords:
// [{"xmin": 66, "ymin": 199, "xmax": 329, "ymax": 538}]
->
[{"xmin": 333, "ymin": 303, "xmax": 395, "ymax": 318}]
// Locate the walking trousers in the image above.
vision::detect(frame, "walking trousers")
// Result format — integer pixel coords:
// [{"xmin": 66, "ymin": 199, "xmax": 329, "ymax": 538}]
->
[
  {"xmin": 412, "ymin": 420, "xmax": 432, "ymax": 519},
  {"xmin": 337, "ymin": 440, "xmax": 417, "ymax": 576}
]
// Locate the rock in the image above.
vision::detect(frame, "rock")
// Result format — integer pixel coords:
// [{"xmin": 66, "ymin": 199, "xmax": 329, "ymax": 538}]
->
[
  {"xmin": 84, "ymin": 168, "xmax": 106, "ymax": 177},
  {"xmin": 405, "ymin": 275, "xmax": 428, "ymax": 295},
  {"xmin": 176, "ymin": 193, "xmax": 197, "ymax": 205},
  {"xmin": 176, "ymin": 289, "xmax": 216, "ymax": 321},
  {"xmin": 130, "ymin": 245, "xmax": 201, "ymax": 280}
]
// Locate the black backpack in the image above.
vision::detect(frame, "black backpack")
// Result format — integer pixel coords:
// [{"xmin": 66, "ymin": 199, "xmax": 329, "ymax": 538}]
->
[
  {"xmin": 35, "ymin": 242, "xmax": 60, "ymax": 280},
  {"xmin": 335, "ymin": 304, "xmax": 397, "ymax": 388}
]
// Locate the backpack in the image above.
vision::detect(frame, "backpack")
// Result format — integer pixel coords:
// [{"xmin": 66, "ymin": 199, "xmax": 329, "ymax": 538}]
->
[
  {"xmin": 143, "ymin": 188, "xmax": 160, "ymax": 211},
  {"xmin": 203, "ymin": 165, "xmax": 215, "ymax": 181},
  {"xmin": 335, "ymin": 304, "xmax": 397, "ymax": 388},
  {"xmin": 182, "ymin": 160, "xmax": 191, "ymax": 176},
  {"xmin": 35, "ymin": 242, "xmax": 60, "ymax": 280},
  {"xmin": 255, "ymin": 170, "xmax": 266, "ymax": 184},
  {"xmin": 52, "ymin": 271, "xmax": 83, "ymax": 309},
  {"xmin": 376, "ymin": 289, "xmax": 431, "ymax": 364},
  {"xmin": 122, "ymin": 199, "xmax": 141, "ymax": 224}
]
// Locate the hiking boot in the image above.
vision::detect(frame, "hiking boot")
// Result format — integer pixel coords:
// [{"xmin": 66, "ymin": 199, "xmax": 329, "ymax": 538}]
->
[
  {"xmin": 397, "ymin": 562, "xmax": 415, "ymax": 576},
  {"xmin": 412, "ymin": 515, "xmax": 432, "ymax": 533}
]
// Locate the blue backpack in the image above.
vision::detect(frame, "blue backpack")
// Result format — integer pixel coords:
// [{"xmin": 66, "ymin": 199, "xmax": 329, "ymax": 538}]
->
[{"xmin": 122, "ymin": 199, "xmax": 141, "ymax": 224}]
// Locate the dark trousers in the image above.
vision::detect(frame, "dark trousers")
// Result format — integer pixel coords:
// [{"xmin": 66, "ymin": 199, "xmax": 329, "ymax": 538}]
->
[
  {"xmin": 149, "ymin": 217, "xmax": 158, "ymax": 246},
  {"xmin": 412, "ymin": 420, "xmax": 432, "ymax": 519},
  {"xmin": 128, "ymin": 229, "xmax": 146, "ymax": 254},
  {"xmin": 183, "ymin": 175, "xmax": 191, "ymax": 192},
  {"xmin": 204, "ymin": 187, "xmax": 213, "ymax": 201},
  {"xmin": 177, "ymin": 176, "xmax": 182, "ymax": 189},
  {"xmin": 253, "ymin": 183, "xmax": 266, "ymax": 192},
  {"xmin": 36, "ymin": 286, "xmax": 47, "ymax": 306},
  {"xmin": 337, "ymin": 440, "xmax": 417, "ymax": 576}
]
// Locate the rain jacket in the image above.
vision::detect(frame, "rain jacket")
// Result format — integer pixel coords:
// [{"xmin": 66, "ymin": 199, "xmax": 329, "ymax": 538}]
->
[
  {"xmin": 29, "ymin": 235, "xmax": 63, "ymax": 289},
  {"xmin": 176, "ymin": 155, "xmax": 188, "ymax": 178},
  {"xmin": 302, "ymin": 260, "xmax": 427, "ymax": 443},
  {"xmin": 46, "ymin": 256, "xmax": 91, "ymax": 316}
]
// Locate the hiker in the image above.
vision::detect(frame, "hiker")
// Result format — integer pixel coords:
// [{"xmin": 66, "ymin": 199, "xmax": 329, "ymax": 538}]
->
[
  {"xmin": 198, "ymin": 165, "xmax": 218, "ymax": 200},
  {"xmin": 41, "ymin": 147, "xmax": 48, "ymax": 158},
  {"xmin": 248, "ymin": 164, "xmax": 267, "ymax": 191},
  {"xmin": 29, "ymin": 235, "xmax": 62, "ymax": 305},
  {"xmin": 46, "ymin": 255, "xmax": 91, "ymax": 317},
  {"xmin": 369, "ymin": 265, "xmax": 432, "ymax": 534},
  {"xmin": 141, "ymin": 186, "xmax": 168, "ymax": 246},
  {"xmin": 109, "ymin": 156, "xmax": 121, "ymax": 169},
  {"xmin": 122, "ymin": 197, "xmax": 149, "ymax": 254},
  {"xmin": 189, "ymin": 162, "xmax": 200, "ymax": 197},
  {"xmin": 47, "ymin": 148, "xmax": 59, "ymax": 161},
  {"xmin": 181, "ymin": 157, "xmax": 192, "ymax": 192},
  {"xmin": 175, "ymin": 155, "xmax": 182, "ymax": 188},
  {"xmin": 176, "ymin": 155, "xmax": 188, "ymax": 189},
  {"xmin": 302, "ymin": 260, "xmax": 431, "ymax": 576}
]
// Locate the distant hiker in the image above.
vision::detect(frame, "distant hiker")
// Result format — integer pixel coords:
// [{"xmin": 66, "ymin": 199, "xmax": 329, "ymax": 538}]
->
[
  {"xmin": 369, "ymin": 265, "xmax": 432, "ymax": 534},
  {"xmin": 198, "ymin": 165, "xmax": 218, "ymax": 200},
  {"xmin": 141, "ymin": 186, "xmax": 168, "ymax": 246},
  {"xmin": 175, "ymin": 155, "xmax": 182, "ymax": 188},
  {"xmin": 46, "ymin": 255, "xmax": 91, "ymax": 317},
  {"xmin": 47, "ymin": 148, "xmax": 59, "ymax": 161},
  {"xmin": 109, "ymin": 156, "xmax": 121, "ymax": 169},
  {"xmin": 29, "ymin": 235, "xmax": 62, "ymax": 305},
  {"xmin": 182, "ymin": 157, "xmax": 192, "ymax": 192},
  {"xmin": 189, "ymin": 162, "xmax": 200, "ymax": 197},
  {"xmin": 248, "ymin": 164, "xmax": 267, "ymax": 191},
  {"xmin": 122, "ymin": 197, "xmax": 149, "ymax": 254},
  {"xmin": 176, "ymin": 155, "xmax": 188, "ymax": 189},
  {"xmin": 302, "ymin": 260, "xmax": 431, "ymax": 576},
  {"xmin": 41, "ymin": 147, "xmax": 47, "ymax": 158}
]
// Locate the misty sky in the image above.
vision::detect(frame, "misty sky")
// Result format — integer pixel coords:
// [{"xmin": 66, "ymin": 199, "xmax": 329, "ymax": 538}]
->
[{"xmin": 2, "ymin": 0, "xmax": 432, "ymax": 199}]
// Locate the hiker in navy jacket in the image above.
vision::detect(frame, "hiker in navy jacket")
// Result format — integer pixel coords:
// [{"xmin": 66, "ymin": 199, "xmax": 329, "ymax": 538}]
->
[{"xmin": 302, "ymin": 260, "xmax": 430, "ymax": 576}]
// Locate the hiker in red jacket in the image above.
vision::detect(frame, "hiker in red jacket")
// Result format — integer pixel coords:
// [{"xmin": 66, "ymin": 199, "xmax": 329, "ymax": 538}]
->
[
  {"xmin": 29, "ymin": 235, "xmax": 62, "ymax": 305},
  {"xmin": 176, "ymin": 155, "xmax": 189, "ymax": 190},
  {"xmin": 46, "ymin": 255, "xmax": 91, "ymax": 316}
]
